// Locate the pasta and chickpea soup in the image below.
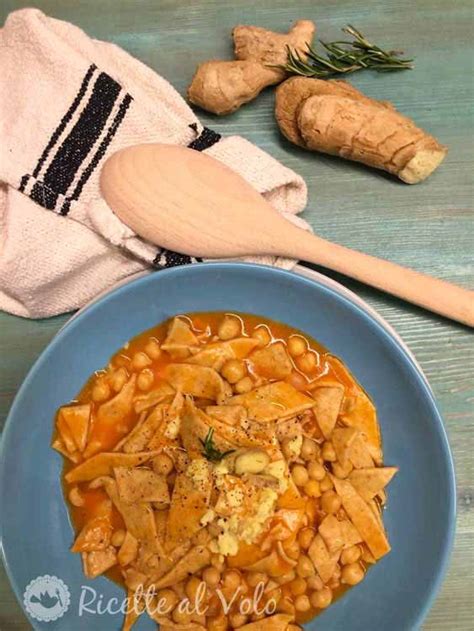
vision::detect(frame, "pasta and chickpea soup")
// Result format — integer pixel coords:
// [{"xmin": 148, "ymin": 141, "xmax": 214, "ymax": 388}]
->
[{"xmin": 53, "ymin": 312, "xmax": 398, "ymax": 631}]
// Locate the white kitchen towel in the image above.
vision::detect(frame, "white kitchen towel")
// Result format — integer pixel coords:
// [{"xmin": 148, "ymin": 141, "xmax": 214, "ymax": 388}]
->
[{"xmin": 0, "ymin": 9, "xmax": 308, "ymax": 318}]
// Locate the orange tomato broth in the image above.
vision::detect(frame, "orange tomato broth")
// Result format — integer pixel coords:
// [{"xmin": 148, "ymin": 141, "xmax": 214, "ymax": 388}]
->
[{"xmin": 59, "ymin": 311, "xmax": 376, "ymax": 623}]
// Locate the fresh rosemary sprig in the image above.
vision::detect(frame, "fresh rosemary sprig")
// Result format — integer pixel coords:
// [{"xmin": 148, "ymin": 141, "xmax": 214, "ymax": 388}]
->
[
  {"xmin": 282, "ymin": 25, "xmax": 413, "ymax": 79},
  {"xmin": 200, "ymin": 428, "xmax": 235, "ymax": 463}
]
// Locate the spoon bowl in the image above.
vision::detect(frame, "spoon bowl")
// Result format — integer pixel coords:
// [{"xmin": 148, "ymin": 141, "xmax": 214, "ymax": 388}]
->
[{"xmin": 100, "ymin": 143, "xmax": 301, "ymax": 258}]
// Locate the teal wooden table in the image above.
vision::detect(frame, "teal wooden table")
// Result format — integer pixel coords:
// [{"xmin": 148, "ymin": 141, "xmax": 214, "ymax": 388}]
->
[{"xmin": 0, "ymin": 1, "xmax": 472, "ymax": 629}]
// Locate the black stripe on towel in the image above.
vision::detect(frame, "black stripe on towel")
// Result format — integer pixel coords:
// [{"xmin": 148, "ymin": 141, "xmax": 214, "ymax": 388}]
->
[
  {"xmin": 152, "ymin": 250, "xmax": 202, "ymax": 269},
  {"xmin": 41, "ymin": 72, "xmax": 121, "ymax": 196},
  {"xmin": 19, "ymin": 174, "xmax": 30, "ymax": 194},
  {"xmin": 19, "ymin": 65, "xmax": 97, "ymax": 192},
  {"xmin": 187, "ymin": 124, "xmax": 221, "ymax": 151},
  {"xmin": 61, "ymin": 93, "xmax": 133, "ymax": 215},
  {"xmin": 29, "ymin": 181, "xmax": 59, "ymax": 211}
]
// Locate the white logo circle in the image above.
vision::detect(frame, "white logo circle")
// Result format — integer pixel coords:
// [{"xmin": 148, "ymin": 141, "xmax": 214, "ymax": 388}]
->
[{"xmin": 23, "ymin": 575, "xmax": 71, "ymax": 622}]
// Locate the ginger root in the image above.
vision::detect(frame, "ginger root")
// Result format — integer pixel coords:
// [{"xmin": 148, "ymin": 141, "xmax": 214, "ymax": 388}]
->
[
  {"xmin": 275, "ymin": 77, "xmax": 394, "ymax": 147},
  {"xmin": 275, "ymin": 77, "xmax": 446, "ymax": 183},
  {"xmin": 187, "ymin": 60, "xmax": 280, "ymax": 117},
  {"xmin": 233, "ymin": 20, "xmax": 315, "ymax": 72},
  {"xmin": 187, "ymin": 20, "xmax": 315, "ymax": 115}
]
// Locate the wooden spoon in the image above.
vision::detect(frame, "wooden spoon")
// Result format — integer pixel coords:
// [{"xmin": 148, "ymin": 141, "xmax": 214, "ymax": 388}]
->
[{"xmin": 100, "ymin": 144, "xmax": 474, "ymax": 327}]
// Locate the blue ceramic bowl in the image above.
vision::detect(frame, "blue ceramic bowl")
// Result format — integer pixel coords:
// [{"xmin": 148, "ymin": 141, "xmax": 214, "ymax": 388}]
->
[{"xmin": 0, "ymin": 263, "xmax": 455, "ymax": 631}]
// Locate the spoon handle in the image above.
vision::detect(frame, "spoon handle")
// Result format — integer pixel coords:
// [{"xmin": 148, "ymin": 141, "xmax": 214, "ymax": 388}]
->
[{"xmin": 294, "ymin": 230, "xmax": 474, "ymax": 327}]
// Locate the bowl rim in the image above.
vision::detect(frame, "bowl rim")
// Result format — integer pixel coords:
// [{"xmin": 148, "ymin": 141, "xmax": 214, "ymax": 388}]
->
[
  {"xmin": 0, "ymin": 261, "xmax": 456, "ymax": 630},
  {"xmin": 64, "ymin": 262, "xmax": 433, "ymax": 392}
]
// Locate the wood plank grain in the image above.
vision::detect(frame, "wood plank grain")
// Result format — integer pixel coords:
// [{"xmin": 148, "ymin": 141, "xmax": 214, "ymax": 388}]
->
[{"xmin": 0, "ymin": 0, "xmax": 472, "ymax": 629}]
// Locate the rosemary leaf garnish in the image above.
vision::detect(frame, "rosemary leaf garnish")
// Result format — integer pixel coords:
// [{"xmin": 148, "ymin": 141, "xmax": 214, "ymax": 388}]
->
[
  {"xmin": 282, "ymin": 25, "xmax": 413, "ymax": 79},
  {"xmin": 200, "ymin": 428, "xmax": 235, "ymax": 463}
]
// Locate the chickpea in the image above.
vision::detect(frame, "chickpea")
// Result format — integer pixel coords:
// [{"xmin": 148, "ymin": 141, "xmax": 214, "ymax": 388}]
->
[
  {"xmin": 308, "ymin": 461, "xmax": 326, "ymax": 481},
  {"xmin": 320, "ymin": 475, "xmax": 333, "ymax": 492},
  {"xmin": 304, "ymin": 479, "xmax": 321, "ymax": 498},
  {"xmin": 223, "ymin": 570, "xmax": 241, "ymax": 591},
  {"xmin": 341, "ymin": 545, "xmax": 361, "ymax": 566},
  {"xmin": 294, "ymin": 594, "xmax": 311, "ymax": 612},
  {"xmin": 92, "ymin": 380, "xmax": 110, "ymax": 402},
  {"xmin": 218, "ymin": 316, "xmax": 241, "ymax": 340},
  {"xmin": 68, "ymin": 486, "xmax": 84, "ymax": 507},
  {"xmin": 296, "ymin": 352, "xmax": 317, "ymax": 374},
  {"xmin": 298, "ymin": 528, "xmax": 315, "ymax": 550},
  {"xmin": 234, "ymin": 376, "xmax": 253, "ymax": 394},
  {"xmin": 252, "ymin": 326, "xmax": 271, "ymax": 347},
  {"xmin": 287, "ymin": 336, "xmax": 307, "ymax": 358},
  {"xmin": 114, "ymin": 354, "xmax": 130, "ymax": 368},
  {"xmin": 246, "ymin": 572, "xmax": 268, "ymax": 588},
  {"xmin": 296, "ymin": 555, "xmax": 315, "ymax": 578},
  {"xmin": 145, "ymin": 338, "xmax": 161, "ymax": 360},
  {"xmin": 229, "ymin": 612, "xmax": 248, "ymax": 628},
  {"xmin": 301, "ymin": 438, "xmax": 318, "ymax": 461},
  {"xmin": 131, "ymin": 351, "xmax": 152, "ymax": 371},
  {"xmin": 221, "ymin": 359, "xmax": 247, "ymax": 384},
  {"xmin": 307, "ymin": 575, "xmax": 324, "ymax": 591},
  {"xmin": 321, "ymin": 490, "xmax": 342, "ymax": 515},
  {"xmin": 310, "ymin": 586, "xmax": 332, "ymax": 609},
  {"xmin": 152, "ymin": 453, "xmax": 174, "ymax": 476},
  {"xmin": 321, "ymin": 441, "xmax": 337, "ymax": 462},
  {"xmin": 265, "ymin": 586, "xmax": 282, "ymax": 607},
  {"xmin": 156, "ymin": 588, "xmax": 179, "ymax": 612},
  {"xmin": 137, "ymin": 368, "xmax": 154, "ymax": 391},
  {"xmin": 341, "ymin": 562, "xmax": 365, "ymax": 586},
  {"xmin": 291, "ymin": 464, "xmax": 309, "ymax": 487},
  {"xmin": 208, "ymin": 615, "xmax": 228, "ymax": 631},
  {"xmin": 185, "ymin": 576, "xmax": 204, "ymax": 601},
  {"xmin": 289, "ymin": 577, "xmax": 307, "ymax": 596},
  {"xmin": 203, "ymin": 566, "xmax": 221, "ymax": 588},
  {"xmin": 111, "ymin": 367, "xmax": 128, "ymax": 392},
  {"xmin": 332, "ymin": 460, "xmax": 353, "ymax": 479},
  {"xmin": 111, "ymin": 529, "xmax": 126, "ymax": 548},
  {"xmin": 173, "ymin": 608, "xmax": 193, "ymax": 624}
]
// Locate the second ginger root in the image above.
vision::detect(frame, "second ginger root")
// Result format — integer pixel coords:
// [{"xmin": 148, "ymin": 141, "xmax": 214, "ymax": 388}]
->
[{"xmin": 275, "ymin": 77, "xmax": 447, "ymax": 184}]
